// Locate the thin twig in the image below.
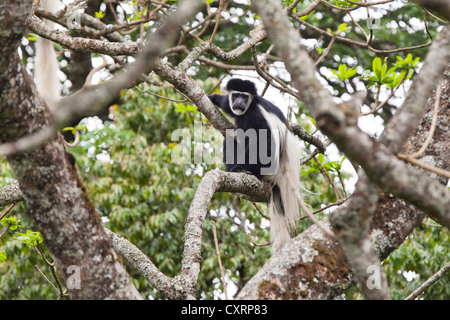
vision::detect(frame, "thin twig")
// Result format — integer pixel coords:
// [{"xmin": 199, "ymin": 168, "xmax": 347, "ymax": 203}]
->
[
  {"xmin": 312, "ymin": 157, "xmax": 343, "ymax": 200},
  {"xmin": 409, "ymin": 81, "xmax": 441, "ymax": 159},
  {"xmin": 314, "ymin": 36, "xmax": 335, "ymax": 67},
  {"xmin": 0, "ymin": 202, "xmax": 17, "ymax": 238},
  {"xmin": 212, "ymin": 221, "xmax": 228, "ymax": 299},
  {"xmin": 135, "ymin": 85, "xmax": 189, "ymax": 103},
  {"xmin": 64, "ymin": 129, "xmax": 80, "ymax": 147},
  {"xmin": 35, "ymin": 264, "xmax": 59, "ymax": 292},
  {"xmin": 83, "ymin": 55, "xmax": 108, "ymax": 88},
  {"xmin": 0, "ymin": 203, "xmax": 16, "ymax": 220},
  {"xmin": 0, "ymin": 225, "xmax": 11, "ymax": 239},
  {"xmin": 290, "ymin": 11, "xmax": 432, "ymax": 54},
  {"xmin": 422, "ymin": 6, "xmax": 446, "ymax": 24},
  {"xmin": 395, "ymin": 80, "xmax": 444, "ymax": 177},
  {"xmin": 296, "ymin": 190, "xmax": 336, "ymax": 240},
  {"xmin": 396, "ymin": 154, "xmax": 450, "ymax": 179},
  {"xmin": 247, "ymin": 232, "xmax": 271, "ymax": 247},
  {"xmin": 35, "ymin": 245, "xmax": 67, "ymax": 299},
  {"xmin": 209, "ymin": 0, "xmax": 223, "ymax": 44},
  {"xmin": 360, "ymin": 71, "xmax": 408, "ymax": 116},
  {"xmin": 364, "ymin": 0, "xmax": 374, "ymax": 45},
  {"xmin": 422, "ymin": 218, "xmax": 443, "ymax": 228},
  {"xmin": 251, "ymin": 201, "xmax": 270, "ymax": 220},
  {"xmin": 404, "ymin": 261, "xmax": 450, "ymax": 300},
  {"xmin": 298, "ymin": 196, "xmax": 350, "ymax": 221},
  {"xmin": 337, "ymin": 171, "xmax": 347, "ymax": 197}
]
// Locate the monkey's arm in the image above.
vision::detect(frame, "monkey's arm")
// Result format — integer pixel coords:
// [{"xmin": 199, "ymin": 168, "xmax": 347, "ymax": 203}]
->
[{"xmin": 208, "ymin": 94, "xmax": 233, "ymax": 116}]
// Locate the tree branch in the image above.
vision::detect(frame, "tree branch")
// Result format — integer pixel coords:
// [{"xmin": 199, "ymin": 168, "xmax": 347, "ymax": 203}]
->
[
  {"xmin": 237, "ymin": 195, "xmax": 425, "ymax": 299},
  {"xmin": 0, "ymin": 182, "xmax": 23, "ymax": 207},
  {"xmin": 381, "ymin": 26, "xmax": 450, "ymax": 153},
  {"xmin": 0, "ymin": 0, "xmax": 142, "ymax": 300},
  {"xmin": 404, "ymin": 260, "xmax": 450, "ymax": 300},
  {"xmin": 0, "ymin": 0, "xmax": 204, "ymax": 158},
  {"xmin": 253, "ymin": 0, "xmax": 450, "ymax": 228},
  {"xmin": 27, "ymin": 15, "xmax": 139, "ymax": 56},
  {"xmin": 177, "ymin": 169, "xmax": 270, "ymax": 298},
  {"xmin": 411, "ymin": 0, "xmax": 450, "ymax": 21},
  {"xmin": 104, "ymin": 228, "xmax": 180, "ymax": 299},
  {"xmin": 251, "ymin": 0, "xmax": 450, "ymax": 300}
]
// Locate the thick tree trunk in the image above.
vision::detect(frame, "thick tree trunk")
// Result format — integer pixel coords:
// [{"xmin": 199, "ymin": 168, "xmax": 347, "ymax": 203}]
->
[
  {"xmin": 0, "ymin": 1, "xmax": 141, "ymax": 300},
  {"xmin": 237, "ymin": 65, "xmax": 449, "ymax": 299}
]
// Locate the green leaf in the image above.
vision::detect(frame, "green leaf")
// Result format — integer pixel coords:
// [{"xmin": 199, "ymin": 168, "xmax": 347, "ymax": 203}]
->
[
  {"xmin": 95, "ymin": 11, "xmax": 105, "ymax": 19},
  {"xmin": 387, "ymin": 70, "xmax": 406, "ymax": 89},
  {"xmin": 317, "ymin": 153, "xmax": 324, "ymax": 164},
  {"xmin": 380, "ymin": 62, "xmax": 387, "ymax": 78},
  {"xmin": 27, "ymin": 34, "xmax": 38, "ymax": 42},
  {"xmin": 338, "ymin": 64, "xmax": 346, "ymax": 75},
  {"xmin": 396, "ymin": 53, "xmax": 420, "ymax": 69},
  {"xmin": 347, "ymin": 69, "xmax": 358, "ymax": 79},
  {"xmin": 300, "ymin": 10, "xmax": 316, "ymax": 21},
  {"xmin": 386, "ymin": 65, "xmax": 398, "ymax": 77},
  {"xmin": 174, "ymin": 103, "xmax": 198, "ymax": 113},
  {"xmin": 299, "ymin": 10, "xmax": 315, "ymax": 20},
  {"xmin": 372, "ymin": 57, "xmax": 382, "ymax": 81},
  {"xmin": 330, "ymin": 64, "xmax": 358, "ymax": 82},
  {"xmin": 1, "ymin": 216, "xmax": 22, "ymax": 230},
  {"xmin": 308, "ymin": 116, "xmax": 317, "ymax": 128},
  {"xmin": 14, "ymin": 230, "xmax": 43, "ymax": 247},
  {"xmin": 336, "ymin": 23, "xmax": 348, "ymax": 34},
  {"xmin": 407, "ymin": 68, "xmax": 415, "ymax": 79},
  {"xmin": 331, "ymin": 0, "xmax": 356, "ymax": 8},
  {"xmin": 0, "ymin": 250, "xmax": 6, "ymax": 262}
]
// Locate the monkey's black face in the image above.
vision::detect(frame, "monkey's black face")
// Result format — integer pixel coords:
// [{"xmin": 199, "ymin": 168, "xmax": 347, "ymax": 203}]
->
[{"xmin": 228, "ymin": 92, "xmax": 253, "ymax": 116}]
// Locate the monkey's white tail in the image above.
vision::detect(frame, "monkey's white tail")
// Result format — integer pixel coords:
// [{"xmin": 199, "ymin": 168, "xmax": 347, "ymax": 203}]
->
[
  {"xmin": 266, "ymin": 129, "xmax": 302, "ymax": 252},
  {"xmin": 35, "ymin": 0, "xmax": 61, "ymax": 109}
]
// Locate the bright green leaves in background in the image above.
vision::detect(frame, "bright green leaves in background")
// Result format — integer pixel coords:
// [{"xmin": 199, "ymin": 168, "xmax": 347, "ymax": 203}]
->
[
  {"xmin": 396, "ymin": 53, "xmax": 421, "ymax": 70},
  {"xmin": 363, "ymin": 57, "xmax": 404, "ymax": 89},
  {"xmin": 1, "ymin": 216, "xmax": 22, "ymax": 231},
  {"xmin": 1, "ymin": 0, "xmax": 447, "ymax": 300},
  {"xmin": 14, "ymin": 230, "xmax": 43, "ymax": 247},
  {"xmin": 327, "ymin": 23, "xmax": 350, "ymax": 36},
  {"xmin": 331, "ymin": 53, "xmax": 420, "ymax": 92},
  {"xmin": 330, "ymin": 64, "xmax": 358, "ymax": 82},
  {"xmin": 65, "ymin": 79, "xmax": 277, "ymax": 299}
]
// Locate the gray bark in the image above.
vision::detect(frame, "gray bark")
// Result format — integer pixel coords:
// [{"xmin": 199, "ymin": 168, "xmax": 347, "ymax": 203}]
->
[{"xmin": 0, "ymin": 1, "xmax": 142, "ymax": 300}]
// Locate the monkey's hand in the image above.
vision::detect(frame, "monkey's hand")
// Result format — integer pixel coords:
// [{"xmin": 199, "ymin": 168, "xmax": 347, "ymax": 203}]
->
[{"xmin": 208, "ymin": 94, "xmax": 221, "ymax": 106}]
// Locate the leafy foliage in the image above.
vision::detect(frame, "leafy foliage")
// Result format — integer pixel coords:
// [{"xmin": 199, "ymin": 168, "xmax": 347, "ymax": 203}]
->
[
  {"xmin": 67, "ymin": 80, "xmax": 345, "ymax": 299},
  {"xmin": 1, "ymin": 0, "xmax": 447, "ymax": 300},
  {"xmin": 1, "ymin": 217, "xmax": 22, "ymax": 231},
  {"xmin": 385, "ymin": 222, "xmax": 450, "ymax": 300},
  {"xmin": 14, "ymin": 231, "xmax": 43, "ymax": 247},
  {"xmin": 66, "ymin": 81, "xmax": 274, "ymax": 298},
  {"xmin": 330, "ymin": 64, "xmax": 358, "ymax": 82}
]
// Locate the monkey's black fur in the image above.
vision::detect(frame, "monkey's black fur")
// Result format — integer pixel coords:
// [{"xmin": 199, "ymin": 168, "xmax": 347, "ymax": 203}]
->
[
  {"xmin": 209, "ymin": 78, "xmax": 301, "ymax": 252},
  {"xmin": 209, "ymin": 78, "xmax": 287, "ymax": 179},
  {"xmin": 226, "ymin": 78, "xmax": 258, "ymax": 95}
]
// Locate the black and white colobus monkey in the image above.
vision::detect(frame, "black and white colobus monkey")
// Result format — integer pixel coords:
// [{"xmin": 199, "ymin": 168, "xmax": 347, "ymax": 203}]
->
[{"xmin": 209, "ymin": 78, "xmax": 302, "ymax": 252}]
